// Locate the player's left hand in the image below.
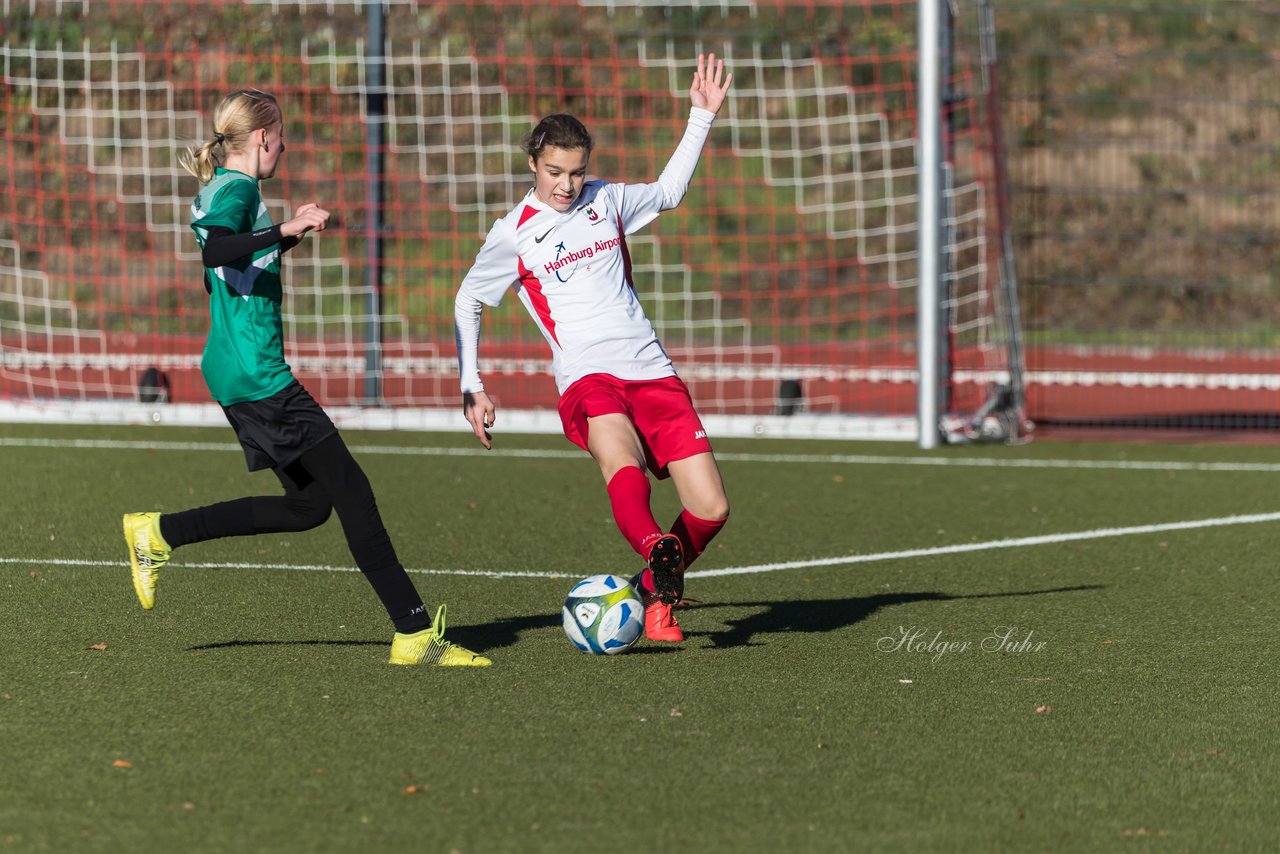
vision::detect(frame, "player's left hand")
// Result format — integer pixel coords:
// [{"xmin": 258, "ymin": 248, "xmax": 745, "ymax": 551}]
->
[
  {"xmin": 689, "ymin": 53, "xmax": 732, "ymax": 115},
  {"xmin": 282, "ymin": 202, "xmax": 330, "ymax": 238}
]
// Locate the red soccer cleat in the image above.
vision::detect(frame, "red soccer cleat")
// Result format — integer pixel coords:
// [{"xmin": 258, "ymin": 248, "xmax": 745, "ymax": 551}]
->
[
  {"xmin": 646, "ymin": 533, "xmax": 685, "ymax": 605},
  {"xmin": 643, "ymin": 594, "xmax": 685, "ymax": 643}
]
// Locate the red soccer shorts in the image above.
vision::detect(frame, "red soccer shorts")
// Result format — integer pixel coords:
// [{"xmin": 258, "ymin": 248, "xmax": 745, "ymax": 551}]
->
[{"xmin": 558, "ymin": 373, "xmax": 712, "ymax": 479}]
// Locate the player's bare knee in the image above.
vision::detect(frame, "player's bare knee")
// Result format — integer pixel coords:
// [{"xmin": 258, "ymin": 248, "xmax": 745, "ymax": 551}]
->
[{"xmin": 695, "ymin": 497, "xmax": 730, "ymax": 523}]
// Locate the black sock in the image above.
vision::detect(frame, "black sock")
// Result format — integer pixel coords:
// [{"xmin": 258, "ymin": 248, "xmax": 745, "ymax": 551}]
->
[
  {"xmin": 159, "ymin": 498, "xmax": 257, "ymax": 549},
  {"xmin": 158, "ymin": 491, "xmax": 332, "ymax": 549},
  {"xmin": 393, "ymin": 602, "xmax": 432, "ymax": 634}
]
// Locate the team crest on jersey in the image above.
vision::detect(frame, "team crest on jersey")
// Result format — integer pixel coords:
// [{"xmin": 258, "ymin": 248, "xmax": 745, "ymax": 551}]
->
[{"xmin": 581, "ymin": 205, "xmax": 600, "ymax": 222}]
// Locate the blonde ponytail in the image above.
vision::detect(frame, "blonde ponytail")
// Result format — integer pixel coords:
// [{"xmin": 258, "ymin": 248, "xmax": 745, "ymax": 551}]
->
[{"xmin": 178, "ymin": 137, "xmax": 223, "ymax": 185}]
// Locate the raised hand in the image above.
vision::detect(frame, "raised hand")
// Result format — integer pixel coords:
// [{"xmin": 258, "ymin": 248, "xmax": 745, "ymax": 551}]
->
[
  {"xmin": 689, "ymin": 53, "xmax": 732, "ymax": 115},
  {"xmin": 281, "ymin": 202, "xmax": 331, "ymax": 238}
]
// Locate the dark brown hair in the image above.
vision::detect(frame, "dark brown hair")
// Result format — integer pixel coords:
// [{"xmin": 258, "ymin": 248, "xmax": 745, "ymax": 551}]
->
[{"xmin": 522, "ymin": 114, "xmax": 593, "ymax": 162}]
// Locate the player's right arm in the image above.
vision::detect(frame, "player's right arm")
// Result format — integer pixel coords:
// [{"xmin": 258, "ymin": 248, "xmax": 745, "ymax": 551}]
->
[
  {"xmin": 456, "ymin": 290, "xmax": 495, "ymax": 450},
  {"xmin": 454, "ymin": 216, "xmax": 520, "ymax": 449}
]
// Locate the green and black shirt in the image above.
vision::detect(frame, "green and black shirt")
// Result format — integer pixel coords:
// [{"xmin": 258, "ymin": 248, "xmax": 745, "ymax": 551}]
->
[{"xmin": 190, "ymin": 167, "xmax": 295, "ymax": 406}]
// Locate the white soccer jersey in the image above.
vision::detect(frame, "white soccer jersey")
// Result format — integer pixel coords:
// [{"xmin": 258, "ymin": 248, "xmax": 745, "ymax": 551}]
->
[{"xmin": 456, "ymin": 107, "xmax": 716, "ymax": 397}]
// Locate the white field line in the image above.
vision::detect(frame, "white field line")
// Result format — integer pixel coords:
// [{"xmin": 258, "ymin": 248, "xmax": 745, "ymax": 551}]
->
[
  {"xmin": 5, "ymin": 436, "xmax": 1280, "ymax": 472},
  {"xmin": 7, "ymin": 511, "xmax": 1280, "ymax": 581},
  {"xmin": 686, "ymin": 511, "xmax": 1280, "ymax": 578},
  {"xmin": 0, "ymin": 557, "xmax": 563, "ymax": 579}
]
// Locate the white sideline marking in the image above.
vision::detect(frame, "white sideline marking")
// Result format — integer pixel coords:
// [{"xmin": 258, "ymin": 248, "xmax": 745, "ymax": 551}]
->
[
  {"xmin": 0, "ymin": 556, "xmax": 568, "ymax": 579},
  {"xmin": 7, "ymin": 511, "xmax": 1280, "ymax": 581},
  {"xmin": 685, "ymin": 510, "xmax": 1280, "ymax": 579},
  {"xmin": 5, "ymin": 436, "xmax": 1280, "ymax": 472}
]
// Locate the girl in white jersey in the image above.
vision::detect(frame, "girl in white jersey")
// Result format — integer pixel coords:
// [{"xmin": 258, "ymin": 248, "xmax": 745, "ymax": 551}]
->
[{"xmin": 455, "ymin": 54, "xmax": 733, "ymax": 643}]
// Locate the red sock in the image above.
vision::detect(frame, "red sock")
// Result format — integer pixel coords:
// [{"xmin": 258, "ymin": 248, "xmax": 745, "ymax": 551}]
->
[
  {"xmin": 669, "ymin": 509, "xmax": 728, "ymax": 569},
  {"xmin": 606, "ymin": 466, "xmax": 663, "ymax": 561}
]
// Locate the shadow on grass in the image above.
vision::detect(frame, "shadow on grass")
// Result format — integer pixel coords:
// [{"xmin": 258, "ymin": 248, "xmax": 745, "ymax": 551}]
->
[
  {"xmin": 688, "ymin": 584, "xmax": 1105, "ymax": 649},
  {"xmin": 184, "ymin": 615, "xmax": 573, "ymax": 656},
  {"xmin": 186, "ymin": 639, "xmax": 385, "ymax": 651},
  {"xmin": 442, "ymin": 613, "xmax": 695, "ymax": 655},
  {"xmin": 184, "ymin": 585, "xmax": 1102, "ymax": 654}
]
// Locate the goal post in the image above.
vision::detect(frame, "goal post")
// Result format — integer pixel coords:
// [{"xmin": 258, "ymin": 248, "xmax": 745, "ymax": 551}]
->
[
  {"xmin": 917, "ymin": 0, "xmax": 943, "ymax": 449},
  {"xmin": 919, "ymin": 0, "xmax": 1029, "ymax": 447},
  {"xmin": 0, "ymin": 0, "xmax": 1026, "ymax": 444}
]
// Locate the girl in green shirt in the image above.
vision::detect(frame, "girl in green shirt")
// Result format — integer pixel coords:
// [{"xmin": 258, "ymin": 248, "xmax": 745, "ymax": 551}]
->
[{"xmin": 123, "ymin": 89, "xmax": 488, "ymax": 667}]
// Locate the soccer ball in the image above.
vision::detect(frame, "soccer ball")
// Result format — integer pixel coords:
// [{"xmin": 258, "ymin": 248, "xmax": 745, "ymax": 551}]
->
[{"xmin": 561, "ymin": 574, "xmax": 644, "ymax": 655}]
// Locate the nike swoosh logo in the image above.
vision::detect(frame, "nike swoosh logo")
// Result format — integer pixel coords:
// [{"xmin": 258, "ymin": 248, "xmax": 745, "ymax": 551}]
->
[{"xmin": 533, "ymin": 228, "xmax": 554, "ymax": 243}]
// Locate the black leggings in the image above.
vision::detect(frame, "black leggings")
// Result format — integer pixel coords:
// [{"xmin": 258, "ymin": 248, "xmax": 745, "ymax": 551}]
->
[{"xmin": 159, "ymin": 433, "xmax": 429, "ymax": 633}]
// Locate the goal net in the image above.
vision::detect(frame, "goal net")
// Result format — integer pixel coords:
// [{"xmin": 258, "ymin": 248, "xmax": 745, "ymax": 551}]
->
[{"xmin": 0, "ymin": 0, "xmax": 1023, "ymax": 441}]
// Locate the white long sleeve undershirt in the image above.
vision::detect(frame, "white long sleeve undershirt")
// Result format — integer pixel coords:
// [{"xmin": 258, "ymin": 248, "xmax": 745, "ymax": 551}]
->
[
  {"xmin": 653, "ymin": 106, "xmax": 716, "ymax": 212},
  {"xmin": 454, "ymin": 291, "xmax": 486, "ymax": 394}
]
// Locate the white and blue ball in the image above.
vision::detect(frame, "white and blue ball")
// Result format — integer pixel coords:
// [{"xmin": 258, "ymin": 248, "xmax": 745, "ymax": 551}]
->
[{"xmin": 561, "ymin": 574, "xmax": 644, "ymax": 655}]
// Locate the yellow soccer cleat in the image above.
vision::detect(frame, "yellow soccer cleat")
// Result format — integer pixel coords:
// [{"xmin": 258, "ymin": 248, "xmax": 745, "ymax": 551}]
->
[
  {"xmin": 123, "ymin": 512, "xmax": 171, "ymax": 610},
  {"xmin": 389, "ymin": 604, "xmax": 492, "ymax": 667}
]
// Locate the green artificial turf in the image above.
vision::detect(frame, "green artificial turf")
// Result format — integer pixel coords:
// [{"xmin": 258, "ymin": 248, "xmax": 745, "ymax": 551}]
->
[{"xmin": 1, "ymin": 423, "xmax": 1276, "ymax": 851}]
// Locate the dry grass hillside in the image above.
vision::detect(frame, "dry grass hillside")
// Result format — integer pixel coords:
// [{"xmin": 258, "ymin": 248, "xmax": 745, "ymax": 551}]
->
[{"xmin": 1000, "ymin": 2, "xmax": 1280, "ymax": 343}]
